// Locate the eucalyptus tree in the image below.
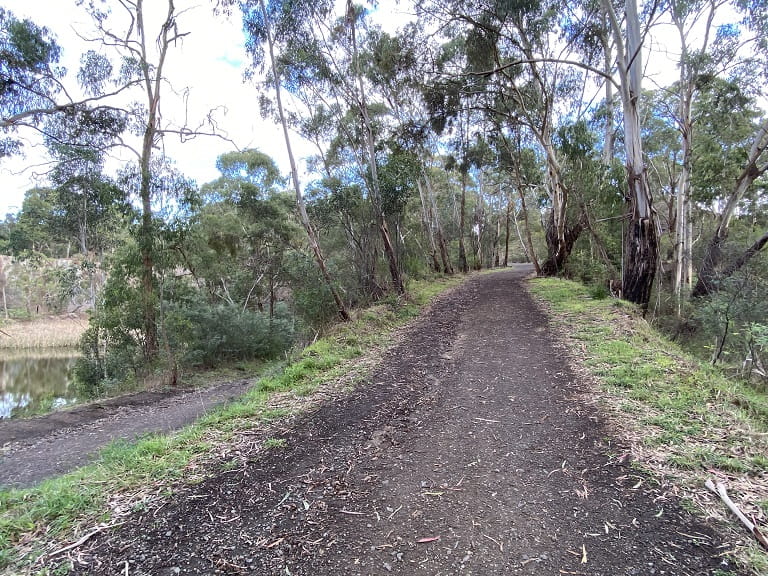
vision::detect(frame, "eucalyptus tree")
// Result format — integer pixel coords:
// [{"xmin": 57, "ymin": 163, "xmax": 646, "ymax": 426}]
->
[
  {"xmin": 241, "ymin": 0, "xmax": 350, "ymax": 319},
  {"xmin": 691, "ymin": 1, "xmax": 768, "ymax": 297},
  {"xmin": 659, "ymin": 0, "xmax": 739, "ymax": 309},
  {"xmin": 692, "ymin": 85, "xmax": 768, "ymax": 296},
  {"xmin": 195, "ymin": 149, "xmax": 301, "ymax": 316},
  {"xmin": 418, "ymin": 0, "xmax": 589, "ymax": 276},
  {"xmin": 601, "ymin": 0, "xmax": 661, "ymax": 308},
  {"xmin": 242, "ymin": 0, "xmax": 414, "ymax": 299},
  {"xmin": 8, "ymin": 188, "xmax": 59, "ymax": 256},
  {"xmin": 42, "ymin": 105, "xmax": 129, "ymax": 257},
  {"xmin": 365, "ymin": 26, "xmax": 454, "ymax": 275},
  {"xmin": 495, "ymin": 130, "xmax": 544, "ymax": 273},
  {"xmin": 344, "ymin": 0, "xmax": 405, "ymax": 293},
  {"xmin": 0, "ymin": 8, "xmax": 135, "ymax": 156},
  {"xmin": 78, "ymin": 0, "xmax": 225, "ymax": 358}
]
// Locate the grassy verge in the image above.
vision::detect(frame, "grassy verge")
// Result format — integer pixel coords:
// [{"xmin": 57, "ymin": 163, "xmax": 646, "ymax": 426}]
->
[
  {"xmin": 528, "ymin": 278, "xmax": 768, "ymax": 574},
  {"xmin": 0, "ymin": 274, "xmax": 466, "ymax": 573}
]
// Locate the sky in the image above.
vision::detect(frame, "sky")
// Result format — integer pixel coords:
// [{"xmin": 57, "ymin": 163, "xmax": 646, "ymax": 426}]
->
[
  {"xmin": 0, "ymin": 0, "xmax": 420, "ymax": 217},
  {"xmin": 0, "ymin": 0, "xmax": 285, "ymax": 215}
]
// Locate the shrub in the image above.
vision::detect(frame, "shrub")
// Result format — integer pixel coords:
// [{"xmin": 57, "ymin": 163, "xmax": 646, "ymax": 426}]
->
[{"xmin": 166, "ymin": 302, "xmax": 293, "ymax": 368}]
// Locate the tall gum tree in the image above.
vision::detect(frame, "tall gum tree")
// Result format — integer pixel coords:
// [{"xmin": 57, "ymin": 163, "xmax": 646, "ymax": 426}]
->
[
  {"xmin": 243, "ymin": 0, "xmax": 407, "ymax": 298},
  {"xmin": 83, "ymin": 0, "xmax": 226, "ymax": 359},
  {"xmin": 667, "ymin": 0, "xmax": 732, "ymax": 309},
  {"xmin": 84, "ymin": 0, "xmax": 189, "ymax": 359},
  {"xmin": 345, "ymin": 1, "xmax": 404, "ymax": 294},
  {"xmin": 418, "ymin": 0, "xmax": 586, "ymax": 275},
  {"xmin": 692, "ymin": 0, "xmax": 768, "ymax": 297},
  {"xmin": 602, "ymin": 0, "xmax": 660, "ymax": 309},
  {"xmin": 242, "ymin": 0, "xmax": 350, "ymax": 320},
  {"xmin": 366, "ymin": 28, "xmax": 454, "ymax": 275},
  {"xmin": 0, "ymin": 7, "xmax": 137, "ymax": 156}
]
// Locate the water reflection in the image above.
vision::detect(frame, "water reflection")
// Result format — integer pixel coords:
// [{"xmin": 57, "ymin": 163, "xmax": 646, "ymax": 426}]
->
[{"xmin": 0, "ymin": 352, "xmax": 80, "ymax": 419}]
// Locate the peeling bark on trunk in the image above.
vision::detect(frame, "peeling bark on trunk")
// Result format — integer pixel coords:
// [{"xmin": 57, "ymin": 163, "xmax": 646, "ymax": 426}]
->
[
  {"xmin": 540, "ymin": 220, "xmax": 583, "ymax": 276},
  {"xmin": 622, "ymin": 216, "xmax": 659, "ymax": 306},
  {"xmin": 603, "ymin": 0, "xmax": 660, "ymax": 309}
]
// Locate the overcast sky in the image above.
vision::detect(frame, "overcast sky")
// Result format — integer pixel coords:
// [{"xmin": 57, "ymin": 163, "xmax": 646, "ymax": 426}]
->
[{"xmin": 0, "ymin": 0, "xmax": 288, "ymax": 215}]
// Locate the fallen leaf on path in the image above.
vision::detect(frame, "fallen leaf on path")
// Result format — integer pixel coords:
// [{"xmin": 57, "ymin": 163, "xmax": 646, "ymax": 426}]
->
[
  {"xmin": 581, "ymin": 544, "xmax": 587, "ymax": 564},
  {"xmin": 416, "ymin": 536, "xmax": 441, "ymax": 543}
]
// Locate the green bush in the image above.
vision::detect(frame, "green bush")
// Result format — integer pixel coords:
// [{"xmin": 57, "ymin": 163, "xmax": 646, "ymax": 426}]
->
[
  {"xmin": 166, "ymin": 302, "xmax": 293, "ymax": 368},
  {"xmin": 285, "ymin": 254, "xmax": 340, "ymax": 328}
]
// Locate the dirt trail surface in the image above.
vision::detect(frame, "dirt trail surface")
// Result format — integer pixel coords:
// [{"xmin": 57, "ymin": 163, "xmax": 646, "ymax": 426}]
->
[
  {"xmin": 50, "ymin": 268, "xmax": 740, "ymax": 575},
  {"xmin": 0, "ymin": 380, "xmax": 252, "ymax": 488}
]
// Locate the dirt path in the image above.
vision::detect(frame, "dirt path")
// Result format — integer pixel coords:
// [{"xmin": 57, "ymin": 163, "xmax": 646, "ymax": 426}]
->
[
  {"xmin": 49, "ymin": 269, "xmax": 741, "ymax": 575},
  {"xmin": 0, "ymin": 380, "xmax": 252, "ymax": 487}
]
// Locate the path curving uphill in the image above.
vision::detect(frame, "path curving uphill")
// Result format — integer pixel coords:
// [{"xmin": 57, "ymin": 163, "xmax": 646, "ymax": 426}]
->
[{"xmin": 48, "ymin": 268, "xmax": 740, "ymax": 575}]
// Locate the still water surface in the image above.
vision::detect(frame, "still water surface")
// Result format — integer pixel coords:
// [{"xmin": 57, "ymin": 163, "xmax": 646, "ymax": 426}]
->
[{"xmin": 0, "ymin": 353, "xmax": 80, "ymax": 419}]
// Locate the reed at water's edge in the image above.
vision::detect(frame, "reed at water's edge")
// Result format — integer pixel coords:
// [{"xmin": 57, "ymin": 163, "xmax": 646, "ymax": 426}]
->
[{"xmin": 0, "ymin": 315, "xmax": 88, "ymax": 350}]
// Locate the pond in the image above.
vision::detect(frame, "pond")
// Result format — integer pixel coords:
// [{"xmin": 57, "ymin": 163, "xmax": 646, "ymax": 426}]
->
[{"xmin": 0, "ymin": 353, "xmax": 80, "ymax": 419}]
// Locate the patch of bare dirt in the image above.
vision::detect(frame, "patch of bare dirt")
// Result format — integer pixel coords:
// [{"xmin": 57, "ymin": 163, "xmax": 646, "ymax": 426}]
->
[{"xmin": 43, "ymin": 267, "xmax": 743, "ymax": 575}]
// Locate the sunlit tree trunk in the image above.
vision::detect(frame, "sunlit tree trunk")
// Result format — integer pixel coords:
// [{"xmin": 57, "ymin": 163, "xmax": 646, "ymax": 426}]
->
[
  {"xmin": 670, "ymin": 0, "xmax": 719, "ymax": 311},
  {"xmin": 599, "ymin": 7, "xmax": 615, "ymax": 165},
  {"xmin": 603, "ymin": 0, "xmax": 660, "ymax": 309}
]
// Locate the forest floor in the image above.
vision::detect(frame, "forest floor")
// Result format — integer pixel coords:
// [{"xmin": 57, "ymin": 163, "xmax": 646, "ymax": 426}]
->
[{"xmin": 4, "ymin": 267, "xmax": 745, "ymax": 575}]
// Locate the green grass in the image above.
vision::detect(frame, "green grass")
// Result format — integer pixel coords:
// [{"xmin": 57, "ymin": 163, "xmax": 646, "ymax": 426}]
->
[
  {"xmin": 529, "ymin": 277, "xmax": 768, "ymax": 575},
  {"xmin": 0, "ymin": 273, "xmax": 466, "ymax": 572},
  {"xmin": 263, "ymin": 437, "xmax": 287, "ymax": 449}
]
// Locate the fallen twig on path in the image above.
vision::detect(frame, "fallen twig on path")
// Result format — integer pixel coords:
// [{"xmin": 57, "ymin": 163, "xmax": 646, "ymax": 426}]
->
[
  {"xmin": 483, "ymin": 534, "xmax": 503, "ymax": 552},
  {"xmin": 339, "ymin": 509, "xmax": 366, "ymax": 515},
  {"xmin": 705, "ymin": 478, "xmax": 768, "ymax": 551},
  {"xmin": 44, "ymin": 522, "xmax": 123, "ymax": 559}
]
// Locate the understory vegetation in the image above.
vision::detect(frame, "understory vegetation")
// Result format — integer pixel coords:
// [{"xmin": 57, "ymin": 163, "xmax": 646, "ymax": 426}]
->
[
  {"xmin": 1, "ymin": 0, "xmax": 767, "ymax": 406},
  {"xmin": 1, "ymin": 0, "xmax": 767, "ymax": 570}
]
